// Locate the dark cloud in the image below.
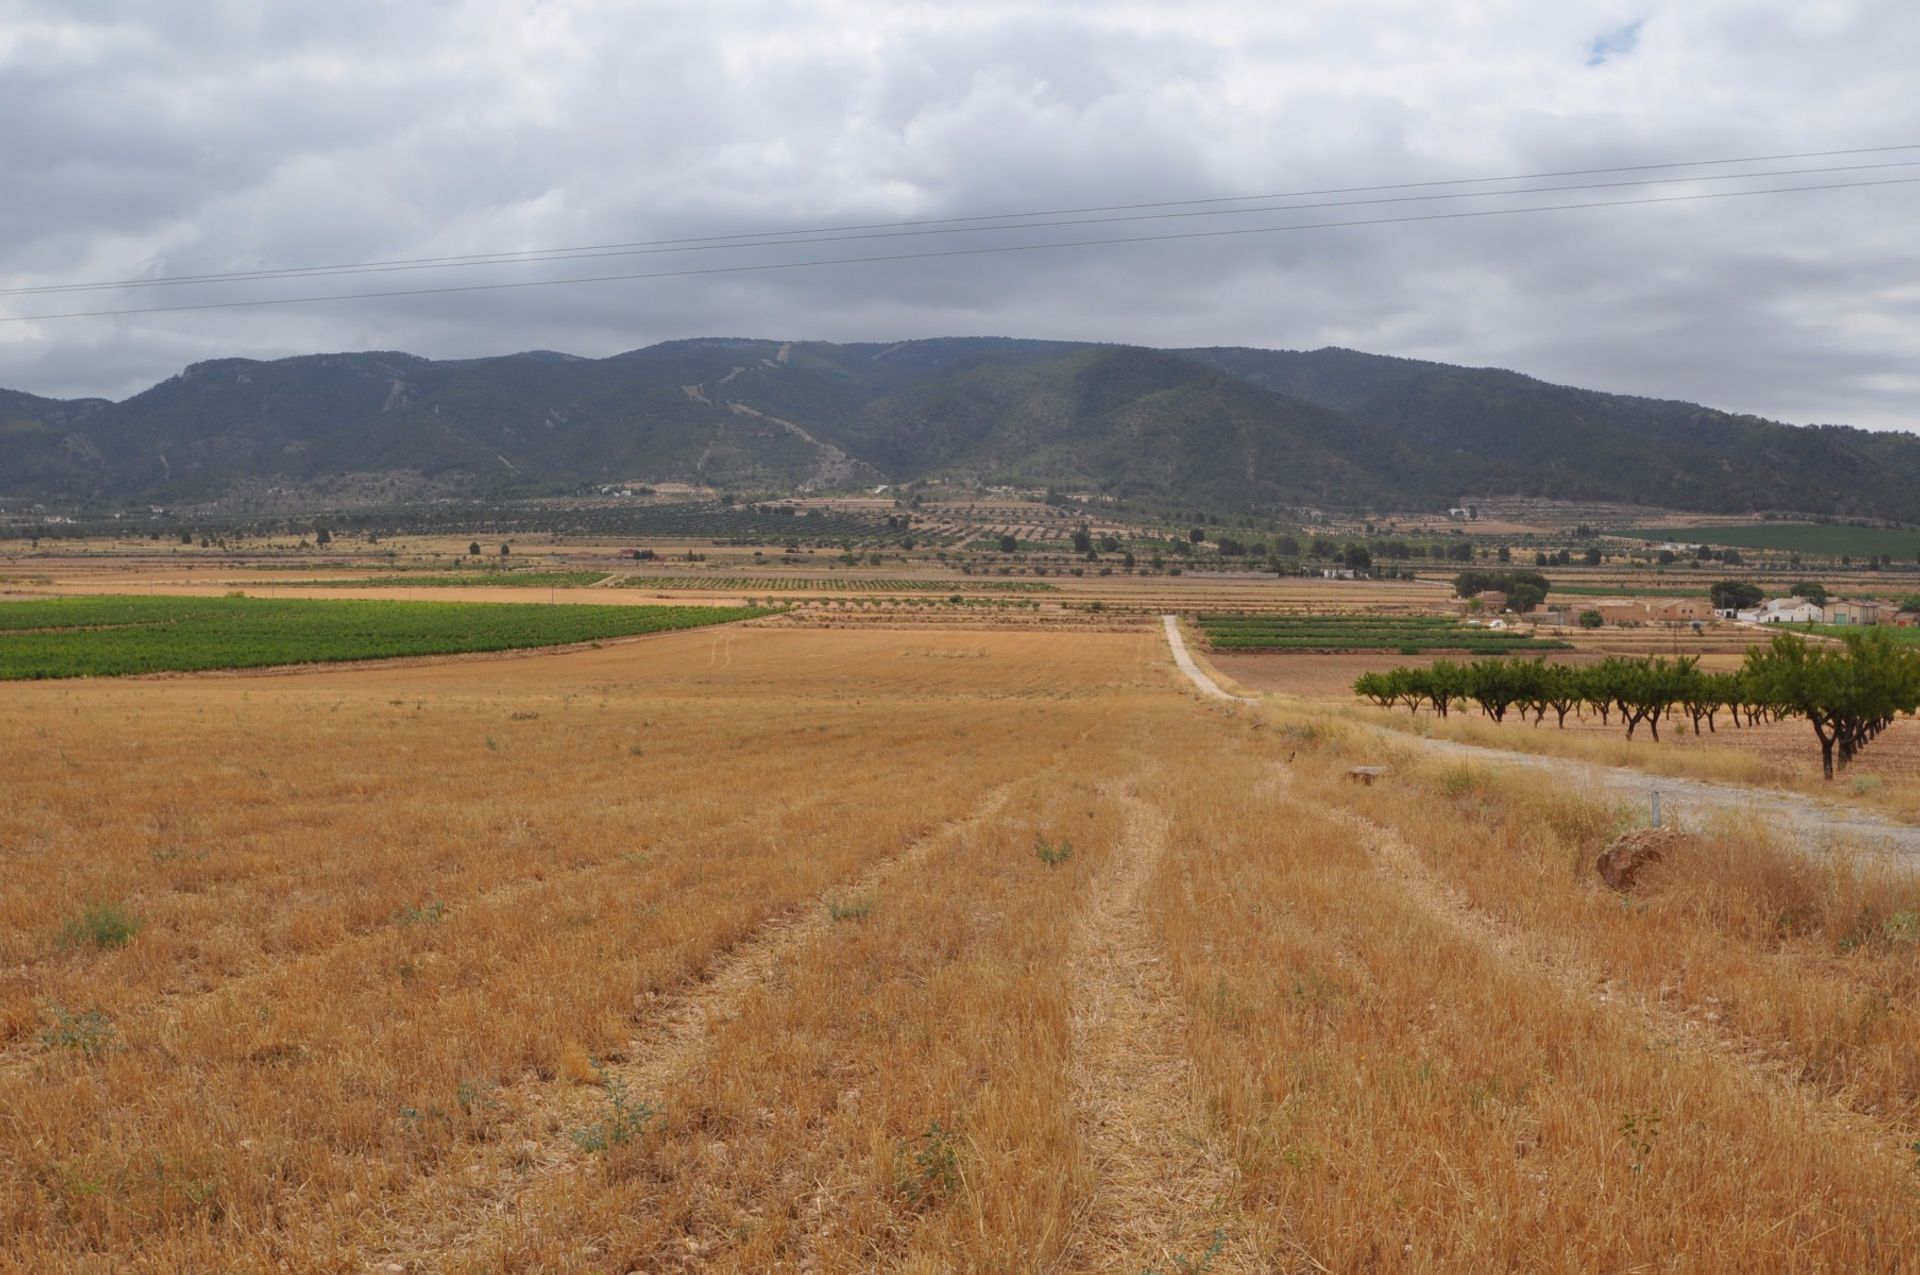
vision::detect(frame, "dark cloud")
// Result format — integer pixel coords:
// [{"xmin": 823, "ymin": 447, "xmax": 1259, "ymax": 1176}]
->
[{"xmin": 1, "ymin": 1, "xmax": 1915, "ymax": 431}]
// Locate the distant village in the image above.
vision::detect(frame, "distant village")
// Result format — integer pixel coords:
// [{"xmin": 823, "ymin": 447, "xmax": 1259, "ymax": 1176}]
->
[{"xmin": 1461, "ymin": 591, "xmax": 1920, "ymax": 630}]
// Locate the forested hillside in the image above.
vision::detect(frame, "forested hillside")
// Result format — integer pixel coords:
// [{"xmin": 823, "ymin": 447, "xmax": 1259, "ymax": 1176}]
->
[{"xmin": 4, "ymin": 337, "xmax": 1917, "ymax": 518}]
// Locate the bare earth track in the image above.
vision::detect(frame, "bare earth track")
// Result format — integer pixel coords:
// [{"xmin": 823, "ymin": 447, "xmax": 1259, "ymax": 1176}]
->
[{"xmin": 1062, "ymin": 777, "xmax": 1245, "ymax": 1273}]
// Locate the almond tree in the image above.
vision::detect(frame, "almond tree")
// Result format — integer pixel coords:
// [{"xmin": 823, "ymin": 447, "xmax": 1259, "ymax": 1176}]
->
[{"xmin": 1743, "ymin": 631, "xmax": 1920, "ymax": 779}]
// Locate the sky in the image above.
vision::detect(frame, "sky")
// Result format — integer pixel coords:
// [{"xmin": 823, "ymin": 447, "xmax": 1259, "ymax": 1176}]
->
[{"xmin": 2, "ymin": 0, "xmax": 1917, "ymax": 431}]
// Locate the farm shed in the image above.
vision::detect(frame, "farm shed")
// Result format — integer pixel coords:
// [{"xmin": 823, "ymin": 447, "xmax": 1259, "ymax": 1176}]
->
[{"xmin": 1828, "ymin": 599, "xmax": 1888, "ymax": 625}]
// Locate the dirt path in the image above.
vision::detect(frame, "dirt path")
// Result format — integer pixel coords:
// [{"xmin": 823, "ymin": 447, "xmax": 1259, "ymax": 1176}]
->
[
  {"xmin": 1154, "ymin": 619, "xmax": 1920, "ymax": 860},
  {"xmin": 1406, "ymin": 735, "xmax": 1920, "ymax": 860},
  {"xmin": 1160, "ymin": 616, "xmax": 1253, "ymax": 704},
  {"xmin": 726, "ymin": 400, "xmax": 872, "ymax": 488},
  {"xmin": 1061, "ymin": 779, "xmax": 1244, "ymax": 1273}
]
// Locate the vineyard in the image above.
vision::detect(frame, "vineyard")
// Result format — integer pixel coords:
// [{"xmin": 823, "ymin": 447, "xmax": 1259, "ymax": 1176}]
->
[
  {"xmin": 616, "ymin": 575, "xmax": 1055, "ymax": 593},
  {"xmin": 0, "ymin": 596, "xmax": 769, "ymax": 679},
  {"xmin": 1199, "ymin": 613, "xmax": 1571, "ymax": 653},
  {"xmin": 1627, "ymin": 523, "xmax": 1920, "ymax": 559}
]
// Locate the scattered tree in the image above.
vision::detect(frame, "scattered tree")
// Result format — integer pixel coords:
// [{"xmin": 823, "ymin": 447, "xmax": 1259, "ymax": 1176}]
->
[{"xmin": 1709, "ymin": 580, "xmax": 1763, "ymax": 612}]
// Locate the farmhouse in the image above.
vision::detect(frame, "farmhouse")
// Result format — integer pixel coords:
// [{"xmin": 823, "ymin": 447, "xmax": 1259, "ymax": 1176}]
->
[
  {"xmin": 1895, "ymin": 610, "xmax": 1920, "ymax": 628},
  {"xmin": 1738, "ymin": 599, "xmax": 1825, "ymax": 624},
  {"xmin": 1655, "ymin": 599, "xmax": 1713, "ymax": 623},
  {"xmin": 1595, "ymin": 602, "xmax": 1650, "ymax": 625},
  {"xmin": 1321, "ymin": 567, "xmax": 1360, "ymax": 580}
]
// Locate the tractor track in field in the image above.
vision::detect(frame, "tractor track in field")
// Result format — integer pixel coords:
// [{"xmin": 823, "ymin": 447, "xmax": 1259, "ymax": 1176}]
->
[
  {"xmin": 1060, "ymin": 773, "xmax": 1248, "ymax": 1273},
  {"xmin": 362, "ymin": 783, "xmax": 1020, "ymax": 1272},
  {"xmin": 0, "ymin": 761, "xmax": 859, "ymax": 1080},
  {"xmin": 1306, "ymin": 779, "xmax": 1914, "ymax": 1169}
]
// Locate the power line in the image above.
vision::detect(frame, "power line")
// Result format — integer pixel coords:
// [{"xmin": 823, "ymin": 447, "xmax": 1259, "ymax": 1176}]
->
[
  {"xmin": 8, "ymin": 175, "xmax": 1914, "ymax": 325},
  {"xmin": 8, "ymin": 143, "xmax": 1918, "ymax": 298},
  {"xmin": 6, "ymin": 160, "xmax": 1916, "ymax": 300}
]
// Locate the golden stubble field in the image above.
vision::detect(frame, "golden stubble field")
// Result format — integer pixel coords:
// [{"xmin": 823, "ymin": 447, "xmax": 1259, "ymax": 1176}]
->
[{"xmin": 4, "ymin": 623, "xmax": 1920, "ymax": 1272}]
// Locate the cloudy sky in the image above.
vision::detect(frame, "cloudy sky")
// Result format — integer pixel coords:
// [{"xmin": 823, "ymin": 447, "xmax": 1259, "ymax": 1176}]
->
[{"xmin": 2, "ymin": 1, "xmax": 1917, "ymax": 430}]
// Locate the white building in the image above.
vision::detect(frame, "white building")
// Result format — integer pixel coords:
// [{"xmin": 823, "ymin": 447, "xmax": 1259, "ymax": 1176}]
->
[{"xmin": 1737, "ymin": 599, "xmax": 1824, "ymax": 624}]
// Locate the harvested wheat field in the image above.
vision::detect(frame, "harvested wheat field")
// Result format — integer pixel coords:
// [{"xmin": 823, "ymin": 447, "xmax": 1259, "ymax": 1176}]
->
[{"xmin": 5, "ymin": 622, "xmax": 1920, "ymax": 1272}]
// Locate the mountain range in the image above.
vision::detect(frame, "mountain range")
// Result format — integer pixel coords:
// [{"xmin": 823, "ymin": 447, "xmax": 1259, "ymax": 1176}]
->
[{"xmin": 3, "ymin": 336, "xmax": 1918, "ymax": 520}]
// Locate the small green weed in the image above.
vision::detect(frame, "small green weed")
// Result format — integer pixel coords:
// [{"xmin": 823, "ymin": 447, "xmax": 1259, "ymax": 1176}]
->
[
  {"xmin": 456, "ymin": 1077, "xmax": 502, "ymax": 1115},
  {"xmin": 826, "ymin": 894, "xmax": 874, "ymax": 923},
  {"xmin": 1620, "ymin": 1109, "xmax": 1660, "ymax": 1174},
  {"xmin": 393, "ymin": 900, "xmax": 448, "ymax": 927},
  {"xmin": 57, "ymin": 899, "xmax": 144, "ymax": 952},
  {"xmin": 39, "ymin": 1003, "xmax": 122, "ymax": 1058},
  {"xmin": 1033, "ymin": 835, "xmax": 1074, "ymax": 867},
  {"xmin": 398, "ymin": 1103, "xmax": 450, "ymax": 1133},
  {"xmin": 895, "ymin": 1120, "xmax": 961, "ymax": 1207},
  {"xmin": 570, "ymin": 1060, "xmax": 661, "ymax": 1151},
  {"xmin": 149, "ymin": 845, "xmax": 206, "ymax": 865}
]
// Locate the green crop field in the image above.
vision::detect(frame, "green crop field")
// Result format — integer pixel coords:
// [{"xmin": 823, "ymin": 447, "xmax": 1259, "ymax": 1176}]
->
[
  {"xmin": 616, "ymin": 575, "xmax": 1056, "ymax": 593},
  {"xmin": 1627, "ymin": 524, "xmax": 1920, "ymax": 559},
  {"xmin": 0, "ymin": 595, "xmax": 769, "ymax": 679},
  {"xmin": 1197, "ymin": 613, "xmax": 1572, "ymax": 654},
  {"xmin": 1807, "ymin": 624, "xmax": 1920, "ymax": 646}
]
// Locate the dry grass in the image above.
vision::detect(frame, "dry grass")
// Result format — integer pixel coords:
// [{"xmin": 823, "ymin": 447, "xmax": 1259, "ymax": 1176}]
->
[
  {"xmin": 5, "ymin": 621, "xmax": 1920, "ymax": 1270},
  {"xmin": 1146, "ymin": 722, "xmax": 1920, "ymax": 1269}
]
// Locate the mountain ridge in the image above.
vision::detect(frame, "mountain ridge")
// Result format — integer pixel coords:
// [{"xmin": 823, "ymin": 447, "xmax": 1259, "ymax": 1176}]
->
[{"xmin": 2, "ymin": 336, "xmax": 1916, "ymax": 520}]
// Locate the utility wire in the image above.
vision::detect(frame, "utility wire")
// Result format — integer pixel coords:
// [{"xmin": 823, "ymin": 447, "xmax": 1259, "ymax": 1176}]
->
[
  {"xmin": 6, "ymin": 175, "xmax": 1916, "ymax": 324},
  {"xmin": 7, "ymin": 143, "xmax": 1918, "ymax": 297},
  {"xmin": 5, "ymin": 160, "xmax": 1916, "ymax": 298}
]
